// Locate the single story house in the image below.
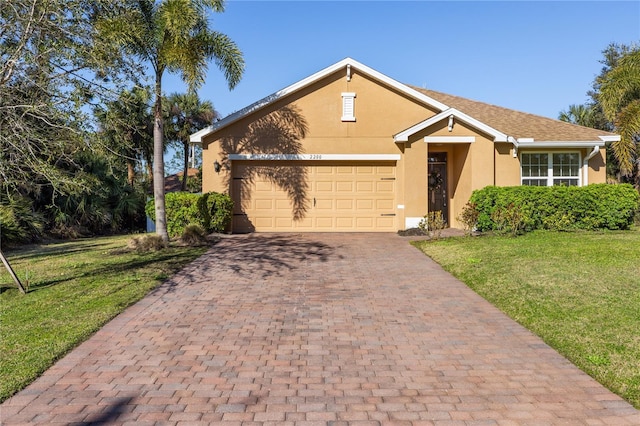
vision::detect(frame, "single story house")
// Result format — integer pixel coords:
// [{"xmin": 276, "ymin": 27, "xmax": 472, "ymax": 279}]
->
[{"xmin": 191, "ymin": 58, "xmax": 619, "ymax": 232}]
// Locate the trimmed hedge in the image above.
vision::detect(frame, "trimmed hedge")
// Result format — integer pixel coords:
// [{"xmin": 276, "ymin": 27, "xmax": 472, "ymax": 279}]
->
[
  {"xmin": 469, "ymin": 184, "xmax": 640, "ymax": 233},
  {"xmin": 146, "ymin": 192, "xmax": 233, "ymax": 237}
]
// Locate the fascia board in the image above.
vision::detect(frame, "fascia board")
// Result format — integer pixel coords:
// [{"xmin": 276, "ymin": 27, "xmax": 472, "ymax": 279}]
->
[
  {"xmin": 598, "ymin": 135, "xmax": 620, "ymax": 142},
  {"xmin": 190, "ymin": 58, "xmax": 450, "ymax": 143},
  {"xmin": 517, "ymin": 141, "xmax": 603, "ymax": 148}
]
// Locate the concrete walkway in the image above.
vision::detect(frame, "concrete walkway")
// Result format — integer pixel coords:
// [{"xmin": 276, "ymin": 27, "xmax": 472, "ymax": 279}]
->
[{"xmin": 2, "ymin": 233, "xmax": 638, "ymax": 425}]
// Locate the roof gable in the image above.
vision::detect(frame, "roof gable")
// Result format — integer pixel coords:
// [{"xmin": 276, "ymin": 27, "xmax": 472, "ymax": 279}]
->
[{"xmin": 190, "ymin": 58, "xmax": 449, "ymax": 143}]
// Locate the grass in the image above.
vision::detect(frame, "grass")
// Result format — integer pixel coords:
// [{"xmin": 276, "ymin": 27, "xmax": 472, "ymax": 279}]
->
[
  {"xmin": 413, "ymin": 228, "xmax": 640, "ymax": 409},
  {"xmin": 0, "ymin": 235, "xmax": 208, "ymax": 402}
]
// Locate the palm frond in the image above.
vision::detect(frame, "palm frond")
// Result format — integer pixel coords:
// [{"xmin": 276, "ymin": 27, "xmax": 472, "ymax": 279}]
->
[
  {"xmin": 599, "ymin": 49, "xmax": 640, "ymax": 120},
  {"xmin": 612, "ymin": 99, "xmax": 640, "ymax": 176},
  {"xmin": 208, "ymin": 31, "xmax": 245, "ymax": 89}
]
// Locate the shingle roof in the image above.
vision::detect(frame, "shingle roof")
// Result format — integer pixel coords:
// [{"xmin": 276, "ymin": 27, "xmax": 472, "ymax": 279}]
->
[{"xmin": 411, "ymin": 86, "xmax": 616, "ymax": 142}]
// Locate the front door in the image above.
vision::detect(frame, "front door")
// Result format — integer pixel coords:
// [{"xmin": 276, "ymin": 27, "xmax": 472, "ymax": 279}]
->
[{"xmin": 428, "ymin": 153, "xmax": 448, "ymax": 225}]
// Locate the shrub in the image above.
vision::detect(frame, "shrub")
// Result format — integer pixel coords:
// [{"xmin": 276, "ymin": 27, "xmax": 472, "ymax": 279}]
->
[
  {"xmin": 197, "ymin": 192, "xmax": 233, "ymax": 233},
  {"xmin": 418, "ymin": 211, "xmax": 446, "ymax": 239},
  {"xmin": 457, "ymin": 202, "xmax": 480, "ymax": 236},
  {"xmin": 0, "ymin": 196, "xmax": 44, "ymax": 247},
  {"xmin": 491, "ymin": 203, "xmax": 525, "ymax": 236},
  {"xmin": 470, "ymin": 184, "xmax": 640, "ymax": 233},
  {"xmin": 146, "ymin": 191, "xmax": 233, "ymax": 237}
]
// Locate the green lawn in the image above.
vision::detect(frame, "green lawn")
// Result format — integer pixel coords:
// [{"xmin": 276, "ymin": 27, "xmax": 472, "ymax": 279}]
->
[
  {"xmin": 0, "ymin": 235, "xmax": 208, "ymax": 402},
  {"xmin": 413, "ymin": 229, "xmax": 640, "ymax": 409}
]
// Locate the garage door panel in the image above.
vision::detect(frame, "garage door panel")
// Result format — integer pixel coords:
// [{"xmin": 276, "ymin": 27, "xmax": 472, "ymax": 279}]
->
[
  {"xmin": 355, "ymin": 217, "xmax": 374, "ymax": 228},
  {"xmin": 316, "ymin": 217, "xmax": 334, "ymax": 228},
  {"xmin": 356, "ymin": 199, "xmax": 374, "ymax": 210},
  {"xmin": 376, "ymin": 199, "xmax": 394, "ymax": 210},
  {"xmin": 356, "ymin": 181, "xmax": 374, "ymax": 192},
  {"xmin": 255, "ymin": 199, "xmax": 273, "ymax": 210},
  {"xmin": 336, "ymin": 181, "xmax": 353, "ymax": 192},
  {"xmin": 336, "ymin": 199, "xmax": 353, "ymax": 210},
  {"xmin": 376, "ymin": 217, "xmax": 395, "ymax": 227},
  {"xmin": 255, "ymin": 181, "xmax": 274, "ymax": 192},
  {"xmin": 316, "ymin": 181, "xmax": 333, "ymax": 192},
  {"xmin": 254, "ymin": 217, "xmax": 275, "ymax": 228},
  {"xmin": 275, "ymin": 217, "xmax": 295, "ymax": 227},
  {"xmin": 336, "ymin": 217, "xmax": 355, "ymax": 228},
  {"xmin": 377, "ymin": 166, "xmax": 394, "ymax": 175},
  {"xmin": 315, "ymin": 199, "xmax": 333, "ymax": 209},
  {"xmin": 376, "ymin": 181, "xmax": 394, "ymax": 192},
  {"xmin": 357, "ymin": 166, "xmax": 374, "ymax": 174},
  {"xmin": 233, "ymin": 161, "xmax": 395, "ymax": 232},
  {"xmin": 275, "ymin": 199, "xmax": 291, "ymax": 210}
]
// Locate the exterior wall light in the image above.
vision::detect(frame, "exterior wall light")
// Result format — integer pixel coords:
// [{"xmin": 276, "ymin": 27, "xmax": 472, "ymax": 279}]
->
[{"xmin": 214, "ymin": 160, "xmax": 222, "ymax": 173}]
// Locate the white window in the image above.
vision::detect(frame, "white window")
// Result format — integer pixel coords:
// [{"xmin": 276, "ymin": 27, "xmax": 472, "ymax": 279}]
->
[
  {"xmin": 521, "ymin": 152, "xmax": 580, "ymax": 186},
  {"xmin": 341, "ymin": 92, "xmax": 356, "ymax": 121}
]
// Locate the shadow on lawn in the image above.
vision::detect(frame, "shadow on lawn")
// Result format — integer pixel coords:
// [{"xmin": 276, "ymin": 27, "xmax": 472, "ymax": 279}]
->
[
  {"xmin": 3, "ymin": 238, "xmax": 116, "ymax": 262},
  {"xmin": 11, "ymin": 246, "xmax": 205, "ymax": 293}
]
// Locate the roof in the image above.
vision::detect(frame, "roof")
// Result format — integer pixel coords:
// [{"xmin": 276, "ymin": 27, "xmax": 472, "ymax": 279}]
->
[
  {"xmin": 411, "ymin": 87, "xmax": 617, "ymax": 143},
  {"xmin": 190, "ymin": 58, "xmax": 618, "ymax": 146},
  {"xmin": 165, "ymin": 168, "xmax": 199, "ymax": 193}
]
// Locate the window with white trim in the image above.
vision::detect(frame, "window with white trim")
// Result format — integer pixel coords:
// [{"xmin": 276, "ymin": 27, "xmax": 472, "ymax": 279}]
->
[
  {"xmin": 341, "ymin": 92, "xmax": 356, "ymax": 121},
  {"xmin": 521, "ymin": 152, "xmax": 580, "ymax": 186}
]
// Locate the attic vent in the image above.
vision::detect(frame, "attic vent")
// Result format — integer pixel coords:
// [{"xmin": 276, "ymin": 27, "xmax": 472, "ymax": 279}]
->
[{"xmin": 341, "ymin": 92, "xmax": 356, "ymax": 122}]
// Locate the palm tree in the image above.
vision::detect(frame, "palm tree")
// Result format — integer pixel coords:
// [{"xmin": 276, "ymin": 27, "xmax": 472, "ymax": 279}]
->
[
  {"xmin": 97, "ymin": 0, "xmax": 244, "ymax": 242},
  {"xmin": 599, "ymin": 48, "xmax": 640, "ymax": 179},
  {"xmin": 558, "ymin": 104, "xmax": 597, "ymax": 127},
  {"xmin": 165, "ymin": 92, "xmax": 217, "ymax": 191}
]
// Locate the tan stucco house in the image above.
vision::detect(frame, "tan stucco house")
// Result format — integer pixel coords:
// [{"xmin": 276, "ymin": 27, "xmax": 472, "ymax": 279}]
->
[{"xmin": 191, "ymin": 58, "xmax": 619, "ymax": 232}]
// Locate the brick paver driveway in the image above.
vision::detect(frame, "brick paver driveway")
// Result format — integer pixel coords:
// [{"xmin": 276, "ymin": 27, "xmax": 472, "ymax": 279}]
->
[{"xmin": 2, "ymin": 233, "xmax": 639, "ymax": 425}]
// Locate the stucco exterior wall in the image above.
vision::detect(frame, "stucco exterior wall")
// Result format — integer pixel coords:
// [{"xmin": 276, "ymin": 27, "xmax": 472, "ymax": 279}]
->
[{"xmin": 200, "ymin": 64, "xmax": 611, "ymax": 232}]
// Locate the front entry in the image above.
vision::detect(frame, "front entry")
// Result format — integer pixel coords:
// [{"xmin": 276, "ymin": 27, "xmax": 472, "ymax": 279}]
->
[{"xmin": 428, "ymin": 152, "xmax": 448, "ymax": 225}]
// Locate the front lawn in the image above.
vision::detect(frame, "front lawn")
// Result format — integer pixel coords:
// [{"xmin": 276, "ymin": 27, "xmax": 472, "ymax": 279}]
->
[
  {"xmin": 0, "ymin": 235, "xmax": 208, "ymax": 402},
  {"xmin": 413, "ymin": 229, "xmax": 640, "ymax": 409}
]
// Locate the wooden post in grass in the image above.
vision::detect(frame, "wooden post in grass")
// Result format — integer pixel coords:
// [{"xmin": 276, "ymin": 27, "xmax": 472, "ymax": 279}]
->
[{"xmin": 0, "ymin": 248, "xmax": 25, "ymax": 294}]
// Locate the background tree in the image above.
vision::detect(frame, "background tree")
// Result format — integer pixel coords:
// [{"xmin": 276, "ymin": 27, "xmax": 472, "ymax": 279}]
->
[
  {"xmin": 1, "ymin": 0, "xmax": 140, "ymax": 198},
  {"xmin": 1, "ymin": 0, "xmax": 148, "ymax": 254},
  {"xmin": 97, "ymin": 0, "xmax": 244, "ymax": 242},
  {"xmin": 165, "ymin": 92, "xmax": 218, "ymax": 191},
  {"xmin": 598, "ymin": 47, "xmax": 640, "ymax": 185},
  {"xmin": 559, "ymin": 43, "xmax": 639, "ymax": 185},
  {"xmin": 558, "ymin": 104, "xmax": 598, "ymax": 128},
  {"xmin": 95, "ymin": 87, "xmax": 154, "ymax": 187}
]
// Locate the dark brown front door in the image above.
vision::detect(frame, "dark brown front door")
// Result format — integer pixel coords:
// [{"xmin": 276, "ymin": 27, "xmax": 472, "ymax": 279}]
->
[{"xmin": 428, "ymin": 153, "xmax": 448, "ymax": 225}]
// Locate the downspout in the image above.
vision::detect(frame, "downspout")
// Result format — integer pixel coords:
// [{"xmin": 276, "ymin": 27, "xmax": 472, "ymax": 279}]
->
[
  {"xmin": 508, "ymin": 136, "xmax": 519, "ymax": 158},
  {"xmin": 583, "ymin": 144, "xmax": 601, "ymax": 186}
]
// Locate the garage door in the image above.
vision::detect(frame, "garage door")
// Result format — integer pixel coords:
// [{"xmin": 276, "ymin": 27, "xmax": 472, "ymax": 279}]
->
[{"xmin": 232, "ymin": 161, "xmax": 396, "ymax": 232}]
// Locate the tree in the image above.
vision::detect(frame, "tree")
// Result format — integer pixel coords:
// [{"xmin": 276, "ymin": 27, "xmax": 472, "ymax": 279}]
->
[
  {"xmin": 558, "ymin": 104, "xmax": 598, "ymax": 127},
  {"xmin": 559, "ymin": 43, "xmax": 639, "ymax": 184},
  {"xmin": 95, "ymin": 87, "xmax": 154, "ymax": 187},
  {"xmin": 165, "ymin": 92, "xmax": 217, "ymax": 191},
  {"xmin": 598, "ymin": 47, "xmax": 640, "ymax": 182},
  {"xmin": 1, "ymin": 0, "xmax": 140, "ymax": 198},
  {"xmin": 97, "ymin": 0, "xmax": 244, "ymax": 242}
]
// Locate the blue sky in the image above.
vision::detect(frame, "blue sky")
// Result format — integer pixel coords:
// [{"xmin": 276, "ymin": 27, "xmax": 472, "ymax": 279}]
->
[{"xmin": 164, "ymin": 0, "xmax": 640, "ymax": 122}]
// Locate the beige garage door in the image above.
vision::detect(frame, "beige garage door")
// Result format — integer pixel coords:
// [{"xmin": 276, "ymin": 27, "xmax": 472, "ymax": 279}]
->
[{"xmin": 232, "ymin": 161, "xmax": 396, "ymax": 232}]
